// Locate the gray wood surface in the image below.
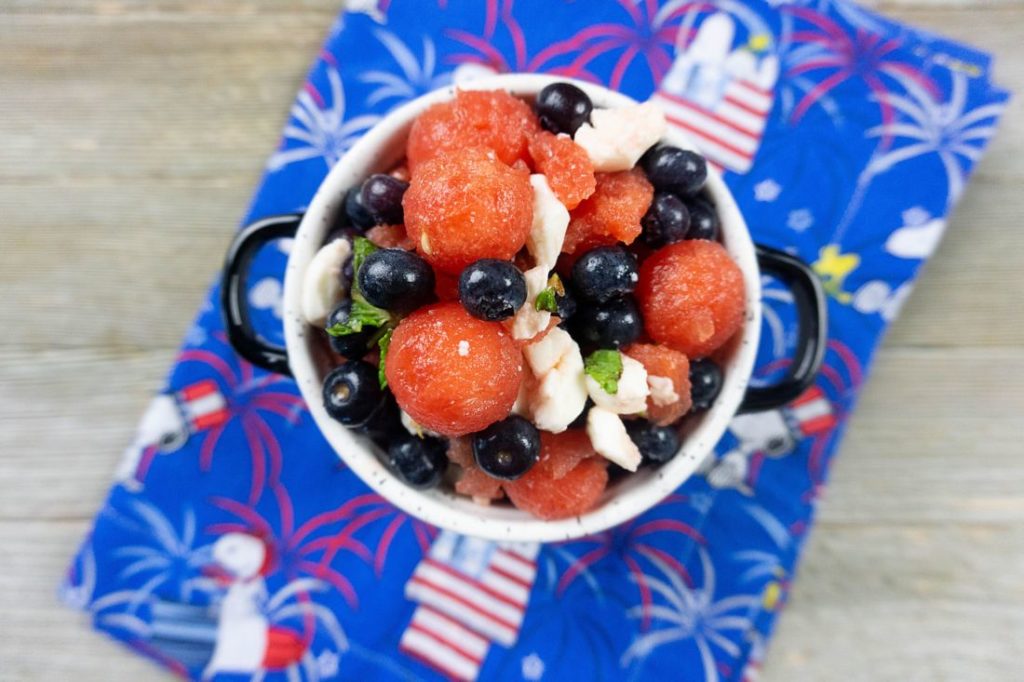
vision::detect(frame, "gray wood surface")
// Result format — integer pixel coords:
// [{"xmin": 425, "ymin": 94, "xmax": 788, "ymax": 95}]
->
[{"xmin": 1, "ymin": 2, "xmax": 1022, "ymax": 681}]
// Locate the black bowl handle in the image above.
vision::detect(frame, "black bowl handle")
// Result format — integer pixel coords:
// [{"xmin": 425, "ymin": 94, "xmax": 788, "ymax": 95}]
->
[
  {"xmin": 739, "ymin": 244, "xmax": 828, "ymax": 413},
  {"xmin": 220, "ymin": 213, "xmax": 303, "ymax": 377}
]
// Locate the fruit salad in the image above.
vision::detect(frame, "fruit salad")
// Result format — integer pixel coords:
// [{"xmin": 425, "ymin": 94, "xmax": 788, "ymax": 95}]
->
[{"xmin": 302, "ymin": 82, "xmax": 745, "ymax": 520}]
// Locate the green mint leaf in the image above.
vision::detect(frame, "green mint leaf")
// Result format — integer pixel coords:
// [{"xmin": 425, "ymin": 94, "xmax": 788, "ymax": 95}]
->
[
  {"xmin": 352, "ymin": 236, "xmax": 379, "ymax": 275},
  {"xmin": 325, "ymin": 299, "xmax": 391, "ymax": 336},
  {"xmin": 377, "ymin": 328, "xmax": 394, "ymax": 389},
  {"xmin": 535, "ymin": 287, "xmax": 558, "ymax": 313},
  {"xmin": 585, "ymin": 350, "xmax": 623, "ymax": 394}
]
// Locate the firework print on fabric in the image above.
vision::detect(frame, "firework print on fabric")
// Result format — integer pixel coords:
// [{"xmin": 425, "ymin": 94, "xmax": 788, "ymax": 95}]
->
[{"xmin": 64, "ymin": 1, "xmax": 1008, "ymax": 680}]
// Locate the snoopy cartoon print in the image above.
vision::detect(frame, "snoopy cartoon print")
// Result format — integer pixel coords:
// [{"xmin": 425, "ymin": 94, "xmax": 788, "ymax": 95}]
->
[
  {"xmin": 115, "ymin": 379, "xmax": 229, "ymax": 491},
  {"xmin": 700, "ymin": 387, "xmax": 835, "ymax": 492},
  {"xmin": 202, "ymin": 533, "xmax": 308, "ymax": 680}
]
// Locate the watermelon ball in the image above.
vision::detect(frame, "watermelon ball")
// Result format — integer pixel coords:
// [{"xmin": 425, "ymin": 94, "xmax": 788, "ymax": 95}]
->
[
  {"xmin": 689, "ymin": 358, "xmax": 723, "ymax": 412},
  {"xmin": 344, "ymin": 186, "xmax": 375, "ymax": 231},
  {"xmin": 686, "ymin": 198, "xmax": 720, "ymax": 241},
  {"xmin": 563, "ymin": 168, "xmax": 653, "ymax": 254},
  {"xmin": 357, "ymin": 248, "xmax": 435, "ymax": 313},
  {"xmin": 570, "ymin": 246, "xmax": 639, "ymax": 303},
  {"xmin": 527, "ymin": 131, "xmax": 596, "ymax": 209},
  {"xmin": 503, "ymin": 430, "xmax": 608, "ymax": 520},
  {"xmin": 640, "ymin": 146, "xmax": 707, "ymax": 198},
  {"xmin": 407, "ymin": 90, "xmax": 540, "ymax": 171},
  {"xmin": 325, "ymin": 299, "xmax": 380, "ymax": 359},
  {"xmin": 534, "ymin": 82, "xmax": 593, "ymax": 136},
  {"xmin": 322, "ymin": 360, "xmax": 384, "ymax": 426},
  {"xmin": 387, "ymin": 435, "xmax": 449, "ymax": 489},
  {"xmin": 472, "ymin": 415, "xmax": 541, "ymax": 480},
  {"xmin": 636, "ymin": 240, "xmax": 745, "ymax": 357},
  {"xmin": 624, "ymin": 343, "xmax": 692, "ymax": 426},
  {"xmin": 385, "ymin": 302, "xmax": 523, "ymax": 437},
  {"xmin": 360, "ymin": 174, "xmax": 408, "ymax": 226},
  {"xmin": 569, "ymin": 295, "xmax": 643, "ymax": 350},
  {"xmin": 403, "ymin": 146, "xmax": 534, "ymax": 275},
  {"xmin": 458, "ymin": 259, "xmax": 527, "ymax": 322},
  {"xmin": 624, "ymin": 419, "xmax": 681, "ymax": 464},
  {"xmin": 642, "ymin": 192, "xmax": 691, "ymax": 248}
]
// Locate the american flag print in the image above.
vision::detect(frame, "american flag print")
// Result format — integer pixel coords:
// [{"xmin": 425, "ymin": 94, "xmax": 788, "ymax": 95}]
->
[
  {"xmin": 401, "ymin": 531, "xmax": 540, "ymax": 680},
  {"xmin": 177, "ymin": 379, "xmax": 231, "ymax": 433},
  {"xmin": 785, "ymin": 386, "xmax": 837, "ymax": 437},
  {"xmin": 652, "ymin": 12, "xmax": 779, "ymax": 174}
]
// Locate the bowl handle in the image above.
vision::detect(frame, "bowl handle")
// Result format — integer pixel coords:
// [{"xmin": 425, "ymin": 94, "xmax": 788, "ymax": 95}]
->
[
  {"xmin": 220, "ymin": 213, "xmax": 303, "ymax": 377},
  {"xmin": 739, "ymin": 244, "xmax": 828, "ymax": 413}
]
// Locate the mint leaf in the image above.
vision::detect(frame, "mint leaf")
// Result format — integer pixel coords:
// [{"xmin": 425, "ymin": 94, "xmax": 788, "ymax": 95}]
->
[
  {"xmin": 535, "ymin": 287, "xmax": 558, "ymax": 313},
  {"xmin": 326, "ymin": 299, "xmax": 391, "ymax": 336},
  {"xmin": 352, "ymin": 236, "xmax": 379, "ymax": 275},
  {"xmin": 585, "ymin": 350, "xmax": 623, "ymax": 394},
  {"xmin": 534, "ymin": 273, "xmax": 564, "ymax": 313},
  {"xmin": 377, "ymin": 328, "xmax": 394, "ymax": 389}
]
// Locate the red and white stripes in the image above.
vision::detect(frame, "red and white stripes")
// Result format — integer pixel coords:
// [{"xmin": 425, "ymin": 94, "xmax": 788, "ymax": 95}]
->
[{"xmin": 400, "ymin": 532, "xmax": 540, "ymax": 681}]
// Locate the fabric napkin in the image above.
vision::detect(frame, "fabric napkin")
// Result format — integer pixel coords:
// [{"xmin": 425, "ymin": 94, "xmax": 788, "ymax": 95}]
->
[{"xmin": 62, "ymin": 1, "xmax": 1009, "ymax": 680}]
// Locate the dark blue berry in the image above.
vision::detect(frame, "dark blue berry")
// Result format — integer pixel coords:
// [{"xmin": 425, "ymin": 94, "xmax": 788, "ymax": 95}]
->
[
  {"xmin": 625, "ymin": 420, "xmax": 681, "ymax": 464},
  {"xmin": 458, "ymin": 259, "xmax": 527, "ymax": 321},
  {"xmin": 387, "ymin": 435, "xmax": 449, "ymax": 489},
  {"xmin": 472, "ymin": 415, "xmax": 541, "ymax": 480},
  {"xmin": 555, "ymin": 284, "xmax": 578, "ymax": 325},
  {"xmin": 357, "ymin": 248, "xmax": 435, "ymax": 313},
  {"xmin": 322, "ymin": 360, "xmax": 384, "ymax": 426},
  {"xmin": 571, "ymin": 246, "xmax": 639, "ymax": 303},
  {"xmin": 354, "ymin": 393, "xmax": 403, "ymax": 446},
  {"xmin": 360, "ymin": 174, "xmax": 408, "ymax": 226},
  {"xmin": 344, "ymin": 186, "xmax": 375, "ymax": 231},
  {"xmin": 642, "ymin": 192, "xmax": 691, "ymax": 247},
  {"xmin": 535, "ymin": 82, "xmax": 593, "ymax": 136},
  {"xmin": 686, "ymin": 199, "xmax": 720, "ymax": 241},
  {"xmin": 569, "ymin": 295, "xmax": 643, "ymax": 350},
  {"xmin": 325, "ymin": 300, "xmax": 379, "ymax": 359},
  {"xmin": 640, "ymin": 146, "xmax": 707, "ymax": 197},
  {"xmin": 689, "ymin": 358, "xmax": 723, "ymax": 412}
]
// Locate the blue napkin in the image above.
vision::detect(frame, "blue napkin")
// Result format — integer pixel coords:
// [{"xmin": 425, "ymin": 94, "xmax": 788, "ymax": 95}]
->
[{"xmin": 63, "ymin": 1, "xmax": 1008, "ymax": 680}]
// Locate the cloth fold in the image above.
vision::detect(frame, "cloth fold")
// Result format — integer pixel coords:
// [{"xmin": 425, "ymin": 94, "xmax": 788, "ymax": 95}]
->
[{"xmin": 63, "ymin": 1, "xmax": 1008, "ymax": 680}]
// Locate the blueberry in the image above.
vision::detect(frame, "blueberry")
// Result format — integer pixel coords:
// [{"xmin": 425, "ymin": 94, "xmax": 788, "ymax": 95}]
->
[
  {"xmin": 387, "ymin": 435, "xmax": 449, "ymax": 489},
  {"xmin": 625, "ymin": 420, "xmax": 681, "ymax": 464},
  {"xmin": 357, "ymin": 248, "xmax": 436, "ymax": 313},
  {"xmin": 569, "ymin": 295, "xmax": 643, "ymax": 350},
  {"xmin": 640, "ymin": 146, "xmax": 707, "ymax": 197},
  {"xmin": 344, "ymin": 186, "xmax": 375, "ymax": 231},
  {"xmin": 325, "ymin": 300, "xmax": 379, "ymax": 359},
  {"xmin": 555, "ymin": 284, "xmax": 578, "ymax": 325},
  {"xmin": 642, "ymin": 192, "xmax": 691, "ymax": 247},
  {"xmin": 571, "ymin": 246, "xmax": 639, "ymax": 303},
  {"xmin": 354, "ymin": 393, "xmax": 403, "ymax": 446},
  {"xmin": 322, "ymin": 360, "xmax": 384, "ymax": 426},
  {"xmin": 458, "ymin": 259, "xmax": 527, "ymax": 321},
  {"xmin": 535, "ymin": 82, "xmax": 593, "ymax": 136},
  {"xmin": 686, "ymin": 199, "xmax": 720, "ymax": 241},
  {"xmin": 360, "ymin": 174, "xmax": 408, "ymax": 226},
  {"xmin": 472, "ymin": 415, "xmax": 541, "ymax": 480},
  {"xmin": 689, "ymin": 358, "xmax": 723, "ymax": 412}
]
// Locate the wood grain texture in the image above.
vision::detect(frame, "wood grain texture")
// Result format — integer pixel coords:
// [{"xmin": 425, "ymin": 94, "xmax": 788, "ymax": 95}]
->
[{"xmin": 0, "ymin": 2, "xmax": 1021, "ymax": 681}]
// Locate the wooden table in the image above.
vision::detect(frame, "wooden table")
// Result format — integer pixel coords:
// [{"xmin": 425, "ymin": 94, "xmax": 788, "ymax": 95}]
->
[{"xmin": 1, "ymin": 2, "xmax": 1021, "ymax": 680}]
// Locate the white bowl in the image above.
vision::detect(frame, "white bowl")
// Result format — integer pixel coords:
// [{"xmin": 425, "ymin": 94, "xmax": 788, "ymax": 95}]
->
[{"xmin": 275, "ymin": 74, "xmax": 760, "ymax": 542}]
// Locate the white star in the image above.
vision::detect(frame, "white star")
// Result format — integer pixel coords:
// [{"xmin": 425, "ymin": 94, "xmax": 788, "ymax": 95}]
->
[
  {"xmin": 689, "ymin": 492, "xmax": 714, "ymax": 514},
  {"xmin": 753, "ymin": 179, "xmax": 781, "ymax": 202},
  {"xmin": 901, "ymin": 206, "xmax": 930, "ymax": 226},
  {"xmin": 317, "ymin": 650, "xmax": 340, "ymax": 677},
  {"xmin": 787, "ymin": 209, "xmax": 814, "ymax": 232},
  {"xmin": 522, "ymin": 653, "xmax": 545, "ymax": 680}
]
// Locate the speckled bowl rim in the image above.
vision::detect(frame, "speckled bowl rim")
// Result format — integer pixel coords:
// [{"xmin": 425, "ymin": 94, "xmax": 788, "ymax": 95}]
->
[{"xmin": 282, "ymin": 74, "xmax": 761, "ymax": 543}]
